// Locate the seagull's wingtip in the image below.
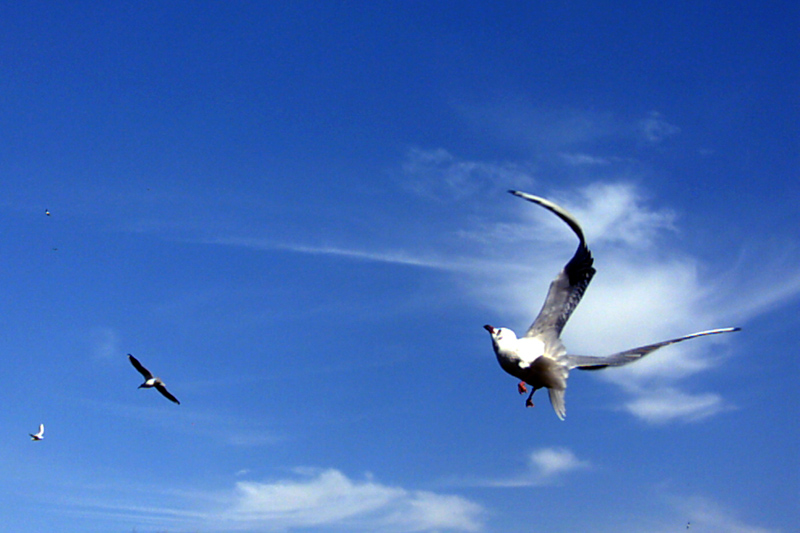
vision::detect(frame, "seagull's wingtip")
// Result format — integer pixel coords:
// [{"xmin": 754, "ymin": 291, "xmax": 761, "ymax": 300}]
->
[{"xmin": 713, "ymin": 326, "xmax": 742, "ymax": 334}]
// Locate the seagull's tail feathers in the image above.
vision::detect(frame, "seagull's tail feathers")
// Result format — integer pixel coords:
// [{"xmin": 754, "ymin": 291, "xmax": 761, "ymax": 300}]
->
[
  {"xmin": 566, "ymin": 327, "xmax": 742, "ymax": 371},
  {"xmin": 548, "ymin": 388, "xmax": 567, "ymax": 420}
]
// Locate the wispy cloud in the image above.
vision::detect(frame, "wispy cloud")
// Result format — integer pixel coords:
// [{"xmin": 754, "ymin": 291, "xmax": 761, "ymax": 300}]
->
[
  {"xmin": 276, "ymin": 242, "xmax": 454, "ymax": 270},
  {"xmin": 78, "ymin": 397, "xmax": 285, "ymax": 448},
  {"xmin": 399, "ymin": 147, "xmax": 534, "ymax": 202},
  {"xmin": 528, "ymin": 447, "xmax": 590, "ymax": 479},
  {"xmin": 558, "ymin": 152, "xmax": 616, "ymax": 166},
  {"xmin": 221, "ymin": 469, "xmax": 483, "ymax": 532},
  {"xmin": 454, "ymin": 97, "xmax": 682, "ymax": 154},
  {"xmin": 555, "ymin": 492, "xmax": 781, "ymax": 533},
  {"xmin": 623, "ymin": 387, "xmax": 732, "ymax": 424},
  {"xmin": 203, "ymin": 235, "xmax": 462, "ymax": 270},
  {"xmin": 69, "ymin": 468, "xmax": 484, "ymax": 532},
  {"xmin": 454, "ymin": 98, "xmax": 621, "ymax": 152},
  {"xmin": 89, "ymin": 327, "xmax": 120, "ymax": 361},
  {"xmin": 637, "ymin": 111, "xmax": 681, "ymax": 144},
  {"xmin": 485, "ymin": 447, "xmax": 590, "ymax": 487},
  {"xmin": 671, "ymin": 495, "xmax": 779, "ymax": 533}
]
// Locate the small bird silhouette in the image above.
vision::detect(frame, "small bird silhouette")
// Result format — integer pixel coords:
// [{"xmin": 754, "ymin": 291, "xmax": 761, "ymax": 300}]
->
[
  {"xmin": 30, "ymin": 423, "xmax": 44, "ymax": 441},
  {"xmin": 128, "ymin": 354, "xmax": 180, "ymax": 404}
]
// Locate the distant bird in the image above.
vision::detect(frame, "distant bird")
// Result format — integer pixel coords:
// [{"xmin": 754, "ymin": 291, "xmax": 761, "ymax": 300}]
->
[
  {"xmin": 484, "ymin": 191, "xmax": 741, "ymax": 419},
  {"xmin": 128, "ymin": 354, "xmax": 180, "ymax": 404},
  {"xmin": 45, "ymin": 209, "xmax": 50, "ymax": 216},
  {"xmin": 30, "ymin": 423, "xmax": 44, "ymax": 441}
]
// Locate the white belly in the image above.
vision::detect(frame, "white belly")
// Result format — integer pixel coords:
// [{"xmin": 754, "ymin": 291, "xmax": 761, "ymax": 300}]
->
[{"xmin": 516, "ymin": 337, "xmax": 546, "ymax": 365}]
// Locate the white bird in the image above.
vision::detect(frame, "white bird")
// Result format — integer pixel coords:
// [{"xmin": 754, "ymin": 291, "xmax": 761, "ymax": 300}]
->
[
  {"xmin": 128, "ymin": 354, "xmax": 181, "ymax": 404},
  {"xmin": 484, "ymin": 190, "xmax": 741, "ymax": 420},
  {"xmin": 30, "ymin": 423, "xmax": 44, "ymax": 441}
]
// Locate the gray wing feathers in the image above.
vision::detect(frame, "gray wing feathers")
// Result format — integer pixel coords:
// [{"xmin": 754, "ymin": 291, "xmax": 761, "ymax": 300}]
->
[
  {"xmin": 527, "ymin": 245, "xmax": 595, "ymax": 339},
  {"xmin": 128, "ymin": 354, "xmax": 153, "ymax": 380},
  {"xmin": 508, "ymin": 191, "xmax": 587, "ymax": 242},
  {"xmin": 155, "ymin": 382, "xmax": 180, "ymax": 404},
  {"xmin": 508, "ymin": 191, "xmax": 596, "ymax": 339},
  {"xmin": 567, "ymin": 327, "xmax": 742, "ymax": 370}
]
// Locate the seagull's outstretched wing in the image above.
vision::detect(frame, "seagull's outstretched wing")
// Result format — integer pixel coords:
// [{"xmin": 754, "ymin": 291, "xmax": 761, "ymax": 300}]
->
[
  {"xmin": 509, "ymin": 191, "xmax": 596, "ymax": 340},
  {"xmin": 566, "ymin": 327, "xmax": 742, "ymax": 370},
  {"xmin": 155, "ymin": 382, "xmax": 180, "ymax": 404},
  {"xmin": 128, "ymin": 354, "xmax": 153, "ymax": 380}
]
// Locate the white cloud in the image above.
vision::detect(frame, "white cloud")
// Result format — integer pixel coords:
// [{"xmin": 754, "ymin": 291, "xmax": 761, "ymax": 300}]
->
[
  {"xmin": 216, "ymin": 468, "xmax": 483, "ymax": 531},
  {"xmin": 638, "ymin": 111, "xmax": 681, "ymax": 143},
  {"xmin": 222, "ymin": 469, "xmax": 401, "ymax": 526},
  {"xmin": 73, "ymin": 468, "xmax": 484, "ymax": 532},
  {"xmin": 564, "ymin": 182, "xmax": 677, "ymax": 247},
  {"xmin": 527, "ymin": 447, "xmax": 591, "ymax": 480},
  {"xmin": 486, "ymin": 447, "xmax": 590, "ymax": 487},
  {"xmin": 623, "ymin": 387, "xmax": 731, "ymax": 424}
]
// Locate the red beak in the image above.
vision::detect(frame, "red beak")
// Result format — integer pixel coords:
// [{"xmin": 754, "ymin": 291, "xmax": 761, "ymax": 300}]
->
[{"xmin": 483, "ymin": 324, "xmax": 495, "ymax": 334}]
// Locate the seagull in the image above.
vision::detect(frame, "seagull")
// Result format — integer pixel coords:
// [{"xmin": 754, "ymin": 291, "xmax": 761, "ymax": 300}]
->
[
  {"xmin": 30, "ymin": 423, "xmax": 44, "ymax": 441},
  {"xmin": 128, "ymin": 354, "xmax": 181, "ymax": 404},
  {"xmin": 45, "ymin": 209, "xmax": 50, "ymax": 216},
  {"xmin": 484, "ymin": 190, "xmax": 741, "ymax": 419}
]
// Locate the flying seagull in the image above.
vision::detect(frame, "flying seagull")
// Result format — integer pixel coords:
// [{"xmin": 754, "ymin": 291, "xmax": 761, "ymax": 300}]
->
[
  {"xmin": 128, "ymin": 354, "xmax": 180, "ymax": 404},
  {"xmin": 30, "ymin": 423, "xmax": 44, "ymax": 441},
  {"xmin": 484, "ymin": 190, "xmax": 741, "ymax": 420}
]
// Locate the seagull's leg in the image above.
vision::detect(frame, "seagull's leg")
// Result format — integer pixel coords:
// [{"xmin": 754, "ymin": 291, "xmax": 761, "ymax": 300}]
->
[
  {"xmin": 525, "ymin": 388, "xmax": 536, "ymax": 408},
  {"xmin": 517, "ymin": 381, "xmax": 528, "ymax": 394}
]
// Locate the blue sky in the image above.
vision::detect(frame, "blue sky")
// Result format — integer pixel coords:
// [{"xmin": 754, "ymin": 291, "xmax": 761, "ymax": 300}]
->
[{"xmin": 1, "ymin": 2, "xmax": 797, "ymax": 531}]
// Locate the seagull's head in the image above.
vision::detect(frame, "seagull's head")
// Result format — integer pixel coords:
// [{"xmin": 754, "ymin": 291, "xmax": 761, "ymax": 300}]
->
[{"xmin": 483, "ymin": 325, "xmax": 518, "ymax": 350}]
